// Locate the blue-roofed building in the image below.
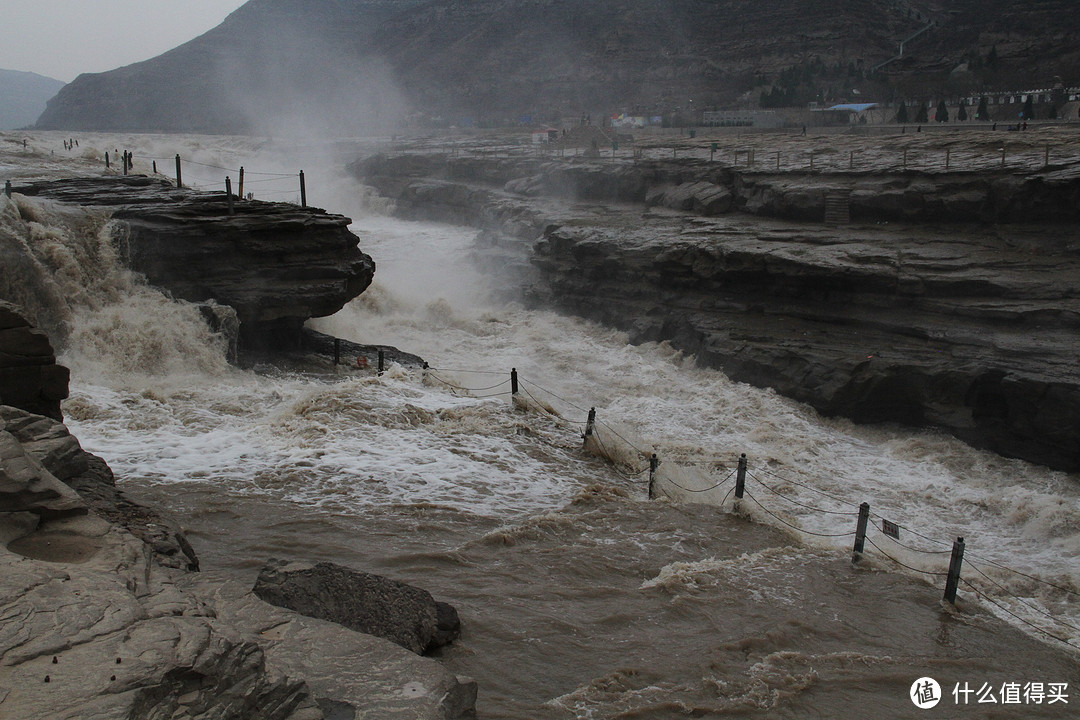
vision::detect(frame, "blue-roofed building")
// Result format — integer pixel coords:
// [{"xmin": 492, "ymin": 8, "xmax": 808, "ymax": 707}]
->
[
  {"xmin": 818, "ymin": 102, "xmax": 879, "ymax": 123},
  {"xmin": 827, "ymin": 103, "xmax": 878, "ymax": 113}
]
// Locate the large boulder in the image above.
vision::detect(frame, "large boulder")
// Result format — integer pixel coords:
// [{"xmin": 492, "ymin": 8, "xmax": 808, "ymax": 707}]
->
[
  {"xmin": 253, "ymin": 559, "xmax": 461, "ymax": 655},
  {"xmin": 209, "ymin": 579, "xmax": 477, "ymax": 720}
]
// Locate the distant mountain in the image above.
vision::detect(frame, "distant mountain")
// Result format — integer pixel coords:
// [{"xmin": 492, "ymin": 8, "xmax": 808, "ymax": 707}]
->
[
  {"xmin": 34, "ymin": 0, "xmax": 1080, "ymax": 134},
  {"xmin": 0, "ymin": 69, "xmax": 65, "ymax": 130}
]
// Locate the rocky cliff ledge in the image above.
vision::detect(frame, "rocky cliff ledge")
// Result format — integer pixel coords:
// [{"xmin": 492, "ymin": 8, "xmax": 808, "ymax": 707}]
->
[
  {"xmin": 0, "ymin": 301, "xmax": 68, "ymax": 421},
  {"xmin": 353, "ymin": 144, "xmax": 1080, "ymax": 471},
  {"xmin": 0, "ymin": 307, "xmax": 476, "ymax": 719},
  {"xmin": 9, "ymin": 176, "xmax": 375, "ymax": 355}
]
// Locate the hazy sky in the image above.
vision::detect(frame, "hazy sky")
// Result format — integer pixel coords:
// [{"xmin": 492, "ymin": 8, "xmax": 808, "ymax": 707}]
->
[{"xmin": 0, "ymin": 0, "xmax": 249, "ymax": 83}]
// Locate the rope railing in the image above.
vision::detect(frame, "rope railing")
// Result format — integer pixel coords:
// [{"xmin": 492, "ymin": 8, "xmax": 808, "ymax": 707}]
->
[
  {"xmin": 318, "ymin": 352, "xmax": 1080, "ymax": 650},
  {"xmin": 863, "ymin": 535, "xmax": 951, "ymax": 577},
  {"xmin": 868, "ymin": 518, "xmax": 954, "ymax": 556},
  {"xmin": 742, "ymin": 489, "xmax": 858, "ymax": 538},
  {"xmin": 960, "ymin": 578, "xmax": 1079, "ymax": 648},
  {"xmin": 659, "ymin": 466, "xmax": 735, "ymax": 494},
  {"xmin": 964, "ymin": 561, "xmax": 1080, "ymax": 636},
  {"xmin": 752, "ymin": 463, "xmax": 863, "ymax": 509},
  {"xmin": 624, "ymin": 140, "xmax": 1077, "ymax": 173},
  {"xmin": 746, "ymin": 470, "xmax": 861, "ymax": 517},
  {"xmin": 94, "ymin": 150, "xmax": 310, "ymax": 206},
  {"xmin": 391, "ymin": 134, "xmax": 1080, "ymax": 174}
]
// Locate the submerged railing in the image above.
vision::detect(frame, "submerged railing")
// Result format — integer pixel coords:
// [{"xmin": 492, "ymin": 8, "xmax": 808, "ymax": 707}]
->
[{"xmin": 389, "ymin": 361, "xmax": 1080, "ymax": 654}]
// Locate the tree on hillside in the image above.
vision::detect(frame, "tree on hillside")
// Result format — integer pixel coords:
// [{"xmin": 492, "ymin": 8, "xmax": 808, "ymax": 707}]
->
[
  {"xmin": 896, "ymin": 102, "xmax": 909, "ymax": 123},
  {"xmin": 1023, "ymin": 95, "xmax": 1034, "ymax": 119},
  {"xmin": 915, "ymin": 102, "xmax": 929, "ymax": 123},
  {"xmin": 976, "ymin": 96, "xmax": 990, "ymax": 121},
  {"xmin": 957, "ymin": 100, "xmax": 968, "ymax": 121},
  {"xmin": 936, "ymin": 100, "xmax": 949, "ymax": 122}
]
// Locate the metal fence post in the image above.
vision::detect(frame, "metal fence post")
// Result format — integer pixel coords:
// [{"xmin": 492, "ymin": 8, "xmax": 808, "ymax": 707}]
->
[
  {"xmin": 648, "ymin": 453, "xmax": 660, "ymax": 499},
  {"xmin": 944, "ymin": 537, "xmax": 966, "ymax": 604},
  {"xmin": 735, "ymin": 453, "xmax": 747, "ymax": 499},
  {"xmin": 852, "ymin": 502, "xmax": 870, "ymax": 562}
]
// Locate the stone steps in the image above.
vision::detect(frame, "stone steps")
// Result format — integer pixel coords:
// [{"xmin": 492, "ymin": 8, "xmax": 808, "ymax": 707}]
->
[{"xmin": 824, "ymin": 191, "xmax": 851, "ymax": 224}]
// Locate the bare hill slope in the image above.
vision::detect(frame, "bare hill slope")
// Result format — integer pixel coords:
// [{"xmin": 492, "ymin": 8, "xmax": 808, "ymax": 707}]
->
[{"xmin": 35, "ymin": 0, "xmax": 1080, "ymax": 133}]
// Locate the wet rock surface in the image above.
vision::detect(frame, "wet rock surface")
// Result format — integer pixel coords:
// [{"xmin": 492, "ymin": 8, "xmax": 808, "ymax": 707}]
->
[
  {"xmin": 10, "ymin": 176, "xmax": 376, "ymax": 355},
  {"xmin": 253, "ymin": 559, "xmax": 462, "ymax": 656},
  {"xmin": 354, "ymin": 134, "xmax": 1080, "ymax": 471},
  {"xmin": 2, "ymin": 405, "xmax": 201, "ymax": 572},
  {"xmin": 212, "ymin": 578, "xmax": 477, "ymax": 720}
]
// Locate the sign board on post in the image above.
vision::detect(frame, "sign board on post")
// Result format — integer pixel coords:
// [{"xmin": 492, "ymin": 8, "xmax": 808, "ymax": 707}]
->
[{"xmin": 882, "ymin": 519, "xmax": 900, "ymax": 540}]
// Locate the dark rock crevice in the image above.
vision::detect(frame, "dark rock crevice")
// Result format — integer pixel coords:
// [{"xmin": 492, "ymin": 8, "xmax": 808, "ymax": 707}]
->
[{"xmin": 0, "ymin": 301, "xmax": 69, "ymax": 421}]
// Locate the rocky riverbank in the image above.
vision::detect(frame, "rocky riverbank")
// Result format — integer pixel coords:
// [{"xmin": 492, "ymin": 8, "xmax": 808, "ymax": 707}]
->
[
  {"xmin": 0, "ymin": 303, "xmax": 477, "ymax": 719},
  {"xmin": 7, "ymin": 176, "xmax": 376, "ymax": 356},
  {"xmin": 353, "ymin": 130, "xmax": 1080, "ymax": 471}
]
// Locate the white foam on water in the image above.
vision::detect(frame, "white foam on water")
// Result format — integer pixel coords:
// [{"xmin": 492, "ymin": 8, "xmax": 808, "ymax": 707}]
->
[{"xmin": 65, "ymin": 369, "xmax": 591, "ymax": 518}]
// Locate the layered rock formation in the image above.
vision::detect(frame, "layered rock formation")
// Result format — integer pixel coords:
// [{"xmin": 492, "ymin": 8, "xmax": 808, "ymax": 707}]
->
[
  {"xmin": 356, "ymin": 150, "xmax": 1080, "ymax": 224},
  {"xmin": 531, "ymin": 215, "xmax": 1080, "ymax": 471},
  {"xmin": 9, "ymin": 177, "xmax": 375, "ymax": 354},
  {"xmin": 0, "ymin": 301, "xmax": 68, "ymax": 421},
  {"xmin": 353, "ymin": 138, "xmax": 1080, "ymax": 471}
]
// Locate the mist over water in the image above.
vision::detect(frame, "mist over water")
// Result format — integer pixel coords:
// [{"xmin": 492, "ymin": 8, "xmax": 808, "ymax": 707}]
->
[{"xmin": 11, "ymin": 132, "xmax": 1076, "ymax": 717}]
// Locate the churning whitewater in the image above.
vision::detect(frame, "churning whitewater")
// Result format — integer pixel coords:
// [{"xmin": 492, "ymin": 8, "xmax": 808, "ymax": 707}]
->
[{"xmin": 6, "ymin": 131, "xmax": 1077, "ymax": 718}]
